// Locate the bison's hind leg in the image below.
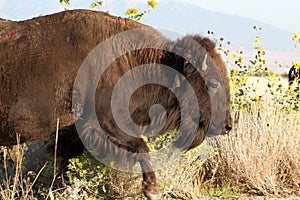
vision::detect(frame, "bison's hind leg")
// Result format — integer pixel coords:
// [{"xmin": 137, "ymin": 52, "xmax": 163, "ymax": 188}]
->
[{"xmin": 57, "ymin": 124, "xmax": 84, "ymax": 166}]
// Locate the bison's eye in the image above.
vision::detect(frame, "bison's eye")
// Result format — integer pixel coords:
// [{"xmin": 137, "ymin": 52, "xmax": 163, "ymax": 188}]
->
[
  {"xmin": 207, "ymin": 79, "xmax": 220, "ymax": 89},
  {"xmin": 206, "ymin": 79, "xmax": 221, "ymax": 95}
]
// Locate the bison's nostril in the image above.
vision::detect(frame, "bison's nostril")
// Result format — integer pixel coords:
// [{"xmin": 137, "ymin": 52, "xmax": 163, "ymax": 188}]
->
[{"xmin": 225, "ymin": 124, "xmax": 232, "ymax": 132}]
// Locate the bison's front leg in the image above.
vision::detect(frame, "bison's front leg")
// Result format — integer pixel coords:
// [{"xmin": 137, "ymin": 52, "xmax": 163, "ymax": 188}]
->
[
  {"xmin": 78, "ymin": 118, "xmax": 159, "ymax": 199},
  {"xmin": 129, "ymin": 137, "xmax": 158, "ymax": 200},
  {"xmin": 138, "ymin": 153, "xmax": 158, "ymax": 200}
]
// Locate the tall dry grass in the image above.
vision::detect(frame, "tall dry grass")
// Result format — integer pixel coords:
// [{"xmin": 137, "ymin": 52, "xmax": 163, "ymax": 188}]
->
[
  {"xmin": 215, "ymin": 104, "xmax": 300, "ymax": 196},
  {"xmin": 104, "ymin": 102, "xmax": 300, "ymax": 198},
  {"xmin": 0, "ymin": 120, "xmax": 59, "ymax": 200}
]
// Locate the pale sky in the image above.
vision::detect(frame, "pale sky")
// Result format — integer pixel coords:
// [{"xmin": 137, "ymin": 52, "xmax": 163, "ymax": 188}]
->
[
  {"xmin": 0, "ymin": 0, "xmax": 299, "ymax": 33},
  {"xmin": 178, "ymin": 0, "xmax": 300, "ymax": 33}
]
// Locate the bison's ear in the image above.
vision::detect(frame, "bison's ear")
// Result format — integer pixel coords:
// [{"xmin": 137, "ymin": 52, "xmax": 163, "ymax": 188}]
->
[{"xmin": 201, "ymin": 54, "xmax": 208, "ymax": 71}]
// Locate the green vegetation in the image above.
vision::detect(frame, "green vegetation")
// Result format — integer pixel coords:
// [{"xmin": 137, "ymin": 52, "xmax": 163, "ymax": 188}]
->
[
  {"xmin": 65, "ymin": 153, "xmax": 112, "ymax": 198},
  {"xmin": 199, "ymin": 185, "xmax": 242, "ymax": 198}
]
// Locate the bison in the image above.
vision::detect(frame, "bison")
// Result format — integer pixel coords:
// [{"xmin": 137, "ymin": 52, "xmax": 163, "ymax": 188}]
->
[
  {"xmin": 0, "ymin": 10, "xmax": 232, "ymax": 199},
  {"xmin": 288, "ymin": 65, "xmax": 300, "ymax": 85}
]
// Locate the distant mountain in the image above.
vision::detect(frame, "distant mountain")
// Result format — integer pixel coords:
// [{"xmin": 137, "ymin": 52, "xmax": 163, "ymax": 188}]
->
[
  {"xmin": 141, "ymin": 1, "xmax": 295, "ymax": 51},
  {"xmin": 1, "ymin": 1, "xmax": 295, "ymax": 50}
]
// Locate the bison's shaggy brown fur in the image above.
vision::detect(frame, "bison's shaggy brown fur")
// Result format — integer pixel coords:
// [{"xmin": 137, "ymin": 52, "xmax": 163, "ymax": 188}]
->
[{"xmin": 0, "ymin": 10, "xmax": 232, "ymax": 199}]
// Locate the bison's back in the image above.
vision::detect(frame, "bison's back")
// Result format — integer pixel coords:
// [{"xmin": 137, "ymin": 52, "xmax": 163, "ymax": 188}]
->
[{"xmin": 0, "ymin": 10, "xmax": 154, "ymax": 145}]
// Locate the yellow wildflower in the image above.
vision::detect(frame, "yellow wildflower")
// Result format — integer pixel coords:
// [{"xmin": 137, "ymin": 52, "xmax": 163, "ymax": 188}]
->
[
  {"xmin": 293, "ymin": 61, "xmax": 300, "ymax": 69},
  {"xmin": 231, "ymin": 67, "xmax": 236, "ymax": 76},
  {"xmin": 110, "ymin": 161, "xmax": 115, "ymax": 167},
  {"xmin": 148, "ymin": 143, "xmax": 156, "ymax": 152},
  {"xmin": 147, "ymin": 0, "xmax": 157, "ymax": 9},
  {"xmin": 271, "ymin": 73, "xmax": 277, "ymax": 78},
  {"xmin": 125, "ymin": 8, "xmax": 139, "ymax": 16},
  {"xmin": 269, "ymin": 133, "xmax": 272, "ymax": 138},
  {"xmin": 257, "ymin": 45, "xmax": 263, "ymax": 51},
  {"xmin": 271, "ymin": 82, "xmax": 275, "ymax": 88},
  {"xmin": 252, "ymin": 96, "xmax": 260, "ymax": 102},
  {"xmin": 238, "ymin": 57, "xmax": 245, "ymax": 64},
  {"xmin": 241, "ymin": 75, "xmax": 248, "ymax": 83},
  {"xmin": 230, "ymin": 82, "xmax": 237, "ymax": 90},
  {"xmin": 292, "ymin": 32, "xmax": 299, "ymax": 41},
  {"xmin": 254, "ymin": 37, "xmax": 260, "ymax": 45},
  {"xmin": 231, "ymin": 52, "xmax": 237, "ymax": 58}
]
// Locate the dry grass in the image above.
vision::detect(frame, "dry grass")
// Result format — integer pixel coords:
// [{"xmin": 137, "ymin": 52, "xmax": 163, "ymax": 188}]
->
[
  {"xmin": 0, "ymin": 139, "xmax": 38, "ymax": 200},
  {"xmin": 215, "ymin": 104, "xmax": 300, "ymax": 196},
  {"xmin": 104, "ymin": 101, "xmax": 300, "ymax": 199},
  {"xmin": 0, "ymin": 120, "xmax": 60, "ymax": 200}
]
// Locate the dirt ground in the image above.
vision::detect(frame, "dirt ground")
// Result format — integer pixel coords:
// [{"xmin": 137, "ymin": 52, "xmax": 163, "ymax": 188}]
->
[{"xmin": 161, "ymin": 191, "xmax": 300, "ymax": 200}]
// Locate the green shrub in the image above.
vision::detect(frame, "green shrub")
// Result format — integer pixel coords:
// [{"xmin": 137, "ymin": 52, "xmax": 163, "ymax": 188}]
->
[{"xmin": 65, "ymin": 152, "xmax": 112, "ymax": 198}]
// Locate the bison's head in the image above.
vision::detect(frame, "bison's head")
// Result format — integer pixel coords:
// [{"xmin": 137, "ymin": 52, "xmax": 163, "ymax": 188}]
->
[
  {"xmin": 199, "ymin": 37, "xmax": 232, "ymax": 136},
  {"xmin": 178, "ymin": 35, "xmax": 232, "ymax": 137},
  {"xmin": 203, "ymin": 52, "xmax": 232, "ymax": 136}
]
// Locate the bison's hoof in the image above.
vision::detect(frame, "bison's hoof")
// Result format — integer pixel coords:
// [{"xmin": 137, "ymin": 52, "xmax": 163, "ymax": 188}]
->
[{"xmin": 144, "ymin": 192, "xmax": 159, "ymax": 200}]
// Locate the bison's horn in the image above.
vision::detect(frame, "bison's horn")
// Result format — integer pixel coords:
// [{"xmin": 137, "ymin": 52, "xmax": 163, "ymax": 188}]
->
[
  {"xmin": 173, "ymin": 74, "xmax": 181, "ymax": 88},
  {"xmin": 201, "ymin": 54, "xmax": 208, "ymax": 71}
]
